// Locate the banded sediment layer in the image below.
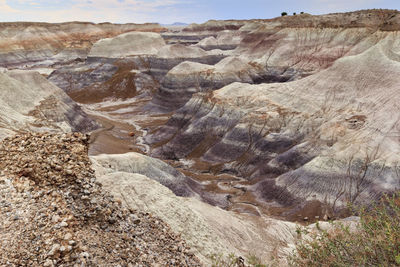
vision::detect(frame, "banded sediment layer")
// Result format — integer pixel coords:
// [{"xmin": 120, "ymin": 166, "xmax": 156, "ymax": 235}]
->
[{"xmin": 1, "ymin": 9, "xmax": 400, "ymax": 265}]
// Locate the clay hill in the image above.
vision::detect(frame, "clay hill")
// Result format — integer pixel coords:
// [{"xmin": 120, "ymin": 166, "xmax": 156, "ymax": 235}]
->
[{"xmin": 0, "ymin": 9, "xmax": 400, "ymax": 266}]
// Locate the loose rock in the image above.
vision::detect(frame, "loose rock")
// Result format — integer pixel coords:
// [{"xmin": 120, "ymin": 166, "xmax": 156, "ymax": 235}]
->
[{"xmin": 0, "ymin": 132, "xmax": 201, "ymax": 266}]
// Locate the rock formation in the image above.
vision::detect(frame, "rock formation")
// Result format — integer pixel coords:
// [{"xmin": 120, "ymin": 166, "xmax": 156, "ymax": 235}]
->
[
  {"xmin": 89, "ymin": 32, "xmax": 166, "ymax": 58},
  {"xmin": 92, "ymin": 152, "xmax": 298, "ymax": 264},
  {"xmin": 1, "ymin": 9, "xmax": 400, "ymax": 266},
  {"xmin": 0, "ymin": 69, "xmax": 97, "ymax": 138},
  {"xmin": 195, "ymin": 30, "xmax": 244, "ymax": 51},
  {"xmin": 147, "ymin": 11, "xmax": 400, "ymax": 218},
  {"xmin": 0, "ymin": 22, "xmax": 165, "ymax": 67},
  {"xmin": 91, "ymin": 152, "xmax": 198, "ymax": 197}
]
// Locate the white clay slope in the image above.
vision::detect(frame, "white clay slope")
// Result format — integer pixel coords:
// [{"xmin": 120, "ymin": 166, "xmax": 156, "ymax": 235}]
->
[
  {"xmin": 91, "ymin": 153, "xmax": 298, "ymax": 265},
  {"xmin": 208, "ymin": 31, "xmax": 400, "ymax": 207},
  {"xmin": 0, "ymin": 69, "xmax": 97, "ymax": 138},
  {"xmin": 89, "ymin": 32, "xmax": 166, "ymax": 58}
]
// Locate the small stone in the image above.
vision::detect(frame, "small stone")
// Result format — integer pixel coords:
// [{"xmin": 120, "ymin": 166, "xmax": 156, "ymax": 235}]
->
[
  {"xmin": 43, "ymin": 259, "xmax": 53, "ymax": 267},
  {"xmin": 54, "ymin": 165, "xmax": 62, "ymax": 171},
  {"xmin": 186, "ymin": 249, "xmax": 195, "ymax": 256},
  {"xmin": 59, "ymin": 221, "xmax": 68, "ymax": 227},
  {"xmin": 48, "ymin": 244, "xmax": 60, "ymax": 256},
  {"xmin": 64, "ymin": 233, "xmax": 72, "ymax": 240},
  {"xmin": 130, "ymin": 214, "xmax": 140, "ymax": 225},
  {"xmin": 51, "ymin": 215, "xmax": 60, "ymax": 223},
  {"xmin": 80, "ymin": 252, "xmax": 90, "ymax": 259}
]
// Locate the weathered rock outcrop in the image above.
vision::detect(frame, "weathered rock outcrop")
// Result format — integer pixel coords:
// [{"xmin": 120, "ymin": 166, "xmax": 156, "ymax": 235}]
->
[
  {"xmin": 92, "ymin": 152, "xmax": 298, "ymax": 265},
  {"xmin": 6, "ymin": 9, "xmax": 400, "ymax": 267},
  {"xmin": 149, "ymin": 56, "xmax": 263, "ymax": 111},
  {"xmin": 184, "ymin": 10, "xmax": 400, "ymax": 33},
  {"xmin": 195, "ymin": 30, "xmax": 244, "ymax": 50},
  {"xmin": 0, "ymin": 69, "xmax": 97, "ymax": 138},
  {"xmin": 41, "ymin": 10, "xmax": 400, "ymax": 221},
  {"xmin": 1, "ymin": 9, "xmax": 400, "ymax": 267},
  {"xmin": 49, "ymin": 43, "xmax": 226, "ymax": 105},
  {"xmin": 91, "ymin": 152, "xmax": 198, "ymax": 197},
  {"xmin": 0, "ymin": 22, "xmax": 165, "ymax": 67},
  {"xmin": 88, "ymin": 32, "xmax": 166, "ymax": 58},
  {"xmin": 48, "ymin": 57, "xmax": 160, "ymax": 104},
  {"xmin": 147, "ymin": 26, "xmax": 400, "ymax": 215},
  {"xmin": 36, "ymin": 10, "xmax": 400, "ymax": 223},
  {"xmin": 148, "ymin": 44, "xmax": 226, "ymax": 80},
  {"xmin": 184, "ymin": 20, "xmax": 247, "ymax": 32},
  {"xmin": 149, "ymin": 13, "xmax": 400, "ymax": 113}
]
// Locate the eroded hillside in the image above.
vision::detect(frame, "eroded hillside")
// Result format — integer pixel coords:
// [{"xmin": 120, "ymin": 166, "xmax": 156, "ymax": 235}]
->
[
  {"xmin": 1, "ymin": 9, "xmax": 400, "ymax": 265},
  {"xmin": 0, "ymin": 22, "xmax": 165, "ymax": 67}
]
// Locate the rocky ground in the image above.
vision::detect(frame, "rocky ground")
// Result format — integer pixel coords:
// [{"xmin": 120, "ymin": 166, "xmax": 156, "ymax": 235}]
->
[{"xmin": 0, "ymin": 132, "xmax": 200, "ymax": 266}]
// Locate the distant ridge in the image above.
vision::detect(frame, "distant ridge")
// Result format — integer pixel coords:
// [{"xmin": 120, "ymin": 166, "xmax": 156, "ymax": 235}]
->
[{"xmin": 161, "ymin": 22, "xmax": 188, "ymax": 26}]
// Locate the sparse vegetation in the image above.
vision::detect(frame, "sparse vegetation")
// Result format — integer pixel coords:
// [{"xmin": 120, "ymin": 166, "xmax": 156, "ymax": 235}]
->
[
  {"xmin": 209, "ymin": 253, "xmax": 269, "ymax": 267},
  {"xmin": 247, "ymin": 255, "xmax": 269, "ymax": 267},
  {"xmin": 293, "ymin": 12, "xmax": 296, "ymax": 15},
  {"xmin": 209, "ymin": 253, "xmax": 244, "ymax": 267},
  {"xmin": 290, "ymin": 193, "xmax": 400, "ymax": 266},
  {"xmin": 281, "ymin": 12, "xmax": 288, "ymax": 17}
]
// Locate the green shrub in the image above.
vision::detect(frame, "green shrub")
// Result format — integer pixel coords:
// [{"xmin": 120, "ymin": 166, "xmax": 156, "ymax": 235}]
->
[
  {"xmin": 281, "ymin": 12, "xmax": 288, "ymax": 17},
  {"xmin": 290, "ymin": 193, "xmax": 400, "ymax": 266}
]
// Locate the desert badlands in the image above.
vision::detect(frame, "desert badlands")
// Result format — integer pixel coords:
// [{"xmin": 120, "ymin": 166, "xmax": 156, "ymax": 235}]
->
[{"xmin": 0, "ymin": 9, "xmax": 400, "ymax": 266}]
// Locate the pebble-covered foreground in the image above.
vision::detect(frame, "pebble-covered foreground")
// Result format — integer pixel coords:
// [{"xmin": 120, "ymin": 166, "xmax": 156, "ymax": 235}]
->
[{"xmin": 0, "ymin": 132, "xmax": 201, "ymax": 266}]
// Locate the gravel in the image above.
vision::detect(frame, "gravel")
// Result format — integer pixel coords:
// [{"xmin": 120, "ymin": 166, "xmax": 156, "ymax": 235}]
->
[{"xmin": 0, "ymin": 132, "xmax": 201, "ymax": 266}]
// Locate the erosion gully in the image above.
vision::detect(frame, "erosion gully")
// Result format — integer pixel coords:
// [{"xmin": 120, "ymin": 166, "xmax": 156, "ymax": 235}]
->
[{"xmin": 83, "ymin": 96, "xmax": 319, "ymax": 224}]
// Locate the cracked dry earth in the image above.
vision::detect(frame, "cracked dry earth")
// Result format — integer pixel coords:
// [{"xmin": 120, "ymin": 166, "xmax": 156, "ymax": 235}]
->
[{"xmin": 0, "ymin": 132, "xmax": 200, "ymax": 267}]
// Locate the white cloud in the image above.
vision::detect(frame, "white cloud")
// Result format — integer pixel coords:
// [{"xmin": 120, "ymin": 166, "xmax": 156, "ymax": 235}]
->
[
  {"xmin": 0, "ymin": 0, "xmax": 192, "ymax": 23},
  {"xmin": 0, "ymin": 0, "xmax": 17, "ymax": 12}
]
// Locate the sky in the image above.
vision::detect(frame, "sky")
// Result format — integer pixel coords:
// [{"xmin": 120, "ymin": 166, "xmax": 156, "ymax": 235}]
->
[{"xmin": 0, "ymin": 0, "xmax": 398, "ymax": 24}]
